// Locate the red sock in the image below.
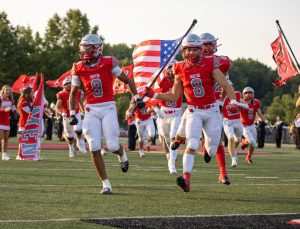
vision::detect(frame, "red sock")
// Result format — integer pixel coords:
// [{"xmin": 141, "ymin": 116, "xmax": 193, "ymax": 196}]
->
[
  {"xmin": 202, "ymin": 144, "xmax": 207, "ymax": 154},
  {"xmin": 216, "ymin": 145, "xmax": 227, "ymax": 177},
  {"xmin": 183, "ymin": 172, "xmax": 191, "ymax": 189},
  {"xmin": 246, "ymin": 153, "xmax": 252, "ymax": 161}
]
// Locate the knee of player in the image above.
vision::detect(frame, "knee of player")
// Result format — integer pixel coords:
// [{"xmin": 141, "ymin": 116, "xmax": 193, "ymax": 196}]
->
[
  {"xmin": 106, "ymin": 141, "xmax": 119, "ymax": 152},
  {"xmin": 186, "ymin": 138, "xmax": 199, "ymax": 151}
]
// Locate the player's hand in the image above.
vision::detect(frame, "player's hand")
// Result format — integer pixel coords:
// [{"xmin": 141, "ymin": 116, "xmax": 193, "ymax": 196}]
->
[
  {"xmin": 228, "ymin": 104, "xmax": 239, "ymax": 113},
  {"xmin": 144, "ymin": 87, "xmax": 155, "ymax": 98},
  {"xmin": 136, "ymin": 98, "xmax": 145, "ymax": 109},
  {"xmin": 61, "ymin": 112, "xmax": 67, "ymax": 117},
  {"xmin": 154, "ymin": 107, "xmax": 164, "ymax": 118},
  {"xmin": 69, "ymin": 115, "xmax": 78, "ymax": 125}
]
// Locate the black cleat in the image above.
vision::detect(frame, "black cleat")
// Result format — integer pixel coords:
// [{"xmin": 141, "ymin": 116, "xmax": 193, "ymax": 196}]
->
[
  {"xmin": 170, "ymin": 141, "xmax": 181, "ymax": 150},
  {"xmin": 176, "ymin": 176, "xmax": 190, "ymax": 192},
  {"xmin": 120, "ymin": 161, "xmax": 129, "ymax": 173},
  {"xmin": 219, "ymin": 176, "xmax": 230, "ymax": 185},
  {"xmin": 203, "ymin": 152, "xmax": 211, "ymax": 163},
  {"xmin": 100, "ymin": 187, "xmax": 112, "ymax": 195}
]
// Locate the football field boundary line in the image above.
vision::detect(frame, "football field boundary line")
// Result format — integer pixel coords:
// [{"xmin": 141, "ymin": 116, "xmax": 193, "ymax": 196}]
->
[{"xmin": 0, "ymin": 212, "xmax": 298, "ymax": 224}]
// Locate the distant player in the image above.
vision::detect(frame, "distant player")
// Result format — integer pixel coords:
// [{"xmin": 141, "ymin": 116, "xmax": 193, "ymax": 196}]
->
[
  {"xmin": 56, "ymin": 77, "xmax": 87, "ymax": 157},
  {"xmin": 240, "ymin": 87, "xmax": 266, "ymax": 164}
]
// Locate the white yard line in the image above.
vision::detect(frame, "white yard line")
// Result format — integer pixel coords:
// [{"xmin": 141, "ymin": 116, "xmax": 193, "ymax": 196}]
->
[
  {"xmin": 0, "ymin": 213, "xmax": 298, "ymax": 224},
  {"xmin": 246, "ymin": 177, "xmax": 278, "ymax": 179}
]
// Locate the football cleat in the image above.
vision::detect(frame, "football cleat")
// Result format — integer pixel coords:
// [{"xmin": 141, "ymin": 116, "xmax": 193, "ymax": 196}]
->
[
  {"xmin": 170, "ymin": 140, "xmax": 181, "ymax": 150},
  {"xmin": 246, "ymin": 159, "xmax": 253, "ymax": 164},
  {"xmin": 100, "ymin": 187, "xmax": 112, "ymax": 195},
  {"xmin": 2, "ymin": 153, "xmax": 11, "ymax": 161},
  {"xmin": 176, "ymin": 176, "xmax": 190, "ymax": 192},
  {"xmin": 219, "ymin": 176, "xmax": 230, "ymax": 185},
  {"xmin": 120, "ymin": 161, "xmax": 129, "ymax": 173},
  {"xmin": 139, "ymin": 149, "xmax": 145, "ymax": 158},
  {"xmin": 203, "ymin": 151, "xmax": 211, "ymax": 163},
  {"xmin": 231, "ymin": 157, "xmax": 237, "ymax": 167}
]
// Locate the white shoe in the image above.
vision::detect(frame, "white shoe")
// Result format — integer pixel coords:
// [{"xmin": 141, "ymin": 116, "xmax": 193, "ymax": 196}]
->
[
  {"xmin": 139, "ymin": 149, "xmax": 145, "ymax": 158},
  {"xmin": 168, "ymin": 159, "xmax": 177, "ymax": 174},
  {"xmin": 16, "ymin": 155, "xmax": 23, "ymax": 160},
  {"xmin": 69, "ymin": 145, "xmax": 75, "ymax": 158},
  {"xmin": 231, "ymin": 156, "xmax": 238, "ymax": 167},
  {"xmin": 2, "ymin": 153, "xmax": 11, "ymax": 161},
  {"xmin": 101, "ymin": 149, "xmax": 107, "ymax": 156},
  {"xmin": 78, "ymin": 139, "xmax": 87, "ymax": 153}
]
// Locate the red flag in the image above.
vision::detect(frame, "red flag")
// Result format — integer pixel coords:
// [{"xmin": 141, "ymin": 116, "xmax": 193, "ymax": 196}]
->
[
  {"xmin": 46, "ymin": 70, "xmax": 71, "ymax": 88},
  {"xmin": 19, "ymin": 74, "xmax": 45, "ymax": 161},
  {"xmin": 271, "ymin": 33, "xmax": 298, "ymax": 86},
  {"xmin": 113, "ymin": 65, "xmax": 133, "ymax": 94},
  {"xmin": 12, "ymin": 73, "xmax": 38, "ymax": 94}
]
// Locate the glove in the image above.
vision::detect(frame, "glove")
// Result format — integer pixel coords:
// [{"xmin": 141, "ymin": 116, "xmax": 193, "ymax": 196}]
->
[
  {"xmin": 61, "ymin": 112, "xmax": 67, "ymax": 117},
  {"xmin": 144, "ymin": 86, "xmax": 155, "ymax": 98},
  {"xmin": 228, "ymin": 103, "xmax": 239, "ymax": 113},
  {"xmin": 136, "ymin": 98, "xmax": 145, "ymax": 109},
  {"xmin": 69, "ymin": 114, "xmax": 78, "ymax": 125}
]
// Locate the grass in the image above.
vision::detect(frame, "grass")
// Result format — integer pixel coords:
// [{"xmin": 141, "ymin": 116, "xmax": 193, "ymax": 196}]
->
[{"xmin": 1, "ymin": 137, "xmax": 300, "ymax": 228}]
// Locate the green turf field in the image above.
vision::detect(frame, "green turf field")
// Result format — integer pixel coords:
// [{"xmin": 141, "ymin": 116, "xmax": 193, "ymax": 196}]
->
[{"xmin": 1, "ymin": 139, "xmax": 300, "ymax": 228}]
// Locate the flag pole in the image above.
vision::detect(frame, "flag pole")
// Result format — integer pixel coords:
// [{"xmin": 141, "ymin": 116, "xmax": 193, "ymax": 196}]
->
[
  {"xmin": 276, "ymin": 20, "xmax": 300, "ymax": 72},
  {"xmin": 131, "ymin": 19, "xmax": 197, "ymax": 113}
]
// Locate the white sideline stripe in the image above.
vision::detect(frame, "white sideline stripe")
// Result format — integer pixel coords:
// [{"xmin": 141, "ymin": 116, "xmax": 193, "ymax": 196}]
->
[
  {"xmin": 281, "ymin": 179, "xmax": 300, "ymax": 182},
  {"xmin": 0, "ymin": 213, "xmax": 298, "ymax": 224},
  {"xmin": 0, "ymin": 183, "xmax": 299, "ymax": 188},
  {"xmin": 246, "ymin": 177, "xmax": 278, "ymax": 179}
]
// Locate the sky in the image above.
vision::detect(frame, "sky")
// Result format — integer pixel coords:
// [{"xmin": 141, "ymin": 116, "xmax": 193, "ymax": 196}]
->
[{"xmin": 1, "ymin": 0, "xmax": 300, "ymax": 69}]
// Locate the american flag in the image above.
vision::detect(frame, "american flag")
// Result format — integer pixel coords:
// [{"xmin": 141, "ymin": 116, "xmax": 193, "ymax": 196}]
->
[{"xmin": 132, "ymin": 38, "xmax": 181, "ymax": 95}]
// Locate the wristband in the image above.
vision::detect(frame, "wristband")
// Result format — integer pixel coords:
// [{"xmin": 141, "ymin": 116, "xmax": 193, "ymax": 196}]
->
[
  {"xmin": 153, "ymin": 93, "xmax": 158, "ymax": 99},
  {"xmin": 134, "ymin": 94, "xmax": 140, "ymax": 101},
  {"xmin": 70, "ymin": 110, "xmax": 76, "ymax": 116}
]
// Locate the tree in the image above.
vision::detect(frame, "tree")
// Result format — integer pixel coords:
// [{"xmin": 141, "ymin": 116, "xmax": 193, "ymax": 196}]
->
[{"xmin": 266, "ymin": 94, "xmax": 298, "ymax": 124}]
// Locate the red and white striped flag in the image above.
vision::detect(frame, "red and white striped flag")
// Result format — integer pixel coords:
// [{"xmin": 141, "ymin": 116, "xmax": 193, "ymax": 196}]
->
[
  {"xmin": 19, "ymin": 74, "xmax": 45, "ymax": 161},
  {"xmin": 132, "ymin": 38, "xmax": 180, "ymax": 105}
]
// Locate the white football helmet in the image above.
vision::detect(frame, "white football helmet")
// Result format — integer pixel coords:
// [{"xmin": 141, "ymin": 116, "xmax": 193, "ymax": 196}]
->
[
  {"xmin": 79, "ymin": 34, "xmax": 103, "ymax": 62},
  {"xmin": 242, "ymin": 86, "xmax": 254, "ymax": 100},
  {"xmin": 62, "ymin": 77, "xmax": 72, "ymax": 85},
  {"xmin": 200, "ymin": 33, "xmax": 218, "ymax": 55},
  {"xmin": 181, "ymin": 34, "xmax": 202, "ymax": 48}
]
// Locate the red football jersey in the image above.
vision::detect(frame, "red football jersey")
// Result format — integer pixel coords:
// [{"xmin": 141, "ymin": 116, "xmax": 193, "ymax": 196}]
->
[
  {"xmin": 135, "ymin": 106, "xmax": 151, "ymax": 121},
  {"xmin": 18, "ymin": 97, "xmax": 32, "ymax": 128},
  {"xmin": 173, "ymin": 56, "xmax": 217, "ymax": 106},
  {"xmin": 0, "ymin": 99, "xmax": 13, "ymax": 126},
  {"xmin": 74, "ymin": 57, "xmax": 114, "ymax": 104},
  {"xmin": 159, "ymin": 77, "xmax": 182, "ymax": 108},
  {"xmin": 56, "ymin": 89, "xmax": 83, "ymax": 117},
  {"xmin": 222, "ymin": 91, "xmax": 242, "ymax": 120},
  {"xmin": 214, "ymin": 55, "xmax": 231, "ymax": 100},
  {"xmin": 240, "ymin": 99, "xmax": 261, "ymax": 126}
]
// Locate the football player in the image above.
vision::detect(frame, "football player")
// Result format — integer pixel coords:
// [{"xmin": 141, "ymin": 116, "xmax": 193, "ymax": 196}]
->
[
  {"xmin": 56, "ymin": 77, "xmax": 87, "ymax": 157},
  {"xmin": 144, "ymin": 34, "xmax": 237, "ymax": 192},
  {"xmin": 240, "ymin": 87, "xmax": 267, "ymax": 164},
  {"xmin": 69, "ymin": 34, "xmax": 145, "ymax": 194}
]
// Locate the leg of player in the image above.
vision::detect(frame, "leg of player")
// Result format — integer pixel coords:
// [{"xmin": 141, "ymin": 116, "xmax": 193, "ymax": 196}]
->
[{"xmin": 90, "ymin": 150, "xmax": 112, "ymax": 194}]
